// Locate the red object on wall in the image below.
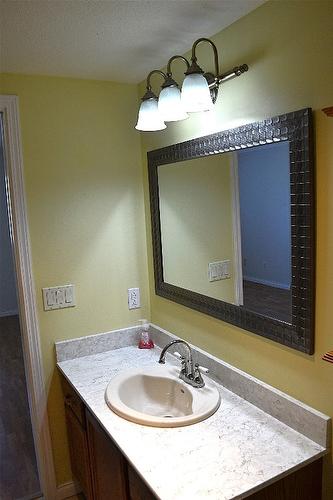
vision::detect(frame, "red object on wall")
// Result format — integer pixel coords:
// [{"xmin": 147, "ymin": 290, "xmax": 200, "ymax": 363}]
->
[
  {"xmin": 322, "ymin": 107, "xmax": 333, "ymax": 117},
  {"xmin": 322, "ymin": 351, "xmax": 333, "ymax": 363}
]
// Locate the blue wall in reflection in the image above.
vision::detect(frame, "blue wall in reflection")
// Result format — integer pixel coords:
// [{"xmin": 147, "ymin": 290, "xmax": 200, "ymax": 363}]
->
[{"xmin": 238, "ymin": 141, "xmax": 291, "ymax": 290}]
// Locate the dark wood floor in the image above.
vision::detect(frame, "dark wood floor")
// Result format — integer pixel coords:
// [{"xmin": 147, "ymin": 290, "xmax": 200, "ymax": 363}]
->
[
  {"xmin": 0, "ymin": 315, "xmax": 41, "ymax": 500},
  {"xmin": 243, "ymin": 280, "xmax": 292, "ymax": 323}
]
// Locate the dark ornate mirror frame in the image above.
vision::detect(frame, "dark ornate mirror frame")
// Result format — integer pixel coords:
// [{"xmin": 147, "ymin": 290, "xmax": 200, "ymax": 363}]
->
[{"xmin": 148, "ymin": 108, "xmax": 315, "ymax": 354}]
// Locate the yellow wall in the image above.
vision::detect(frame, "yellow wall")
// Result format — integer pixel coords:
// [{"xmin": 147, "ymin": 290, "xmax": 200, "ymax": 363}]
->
[
  {"xmin": 159, "ymin": 154, "xmax": 236, "ymax": 302},
  {"xmin": 1, "ymin": 0, "xmax": 333, "ymax": 496},
  {"xmin": 0, "ymin": 74, "xmax": 150, "ymax": 485},
  {"xmin": 140, "ymin": 1, "xmax": 333, "ymax": 498}
]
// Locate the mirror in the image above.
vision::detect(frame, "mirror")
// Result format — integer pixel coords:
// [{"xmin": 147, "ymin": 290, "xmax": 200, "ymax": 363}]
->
[
  {"xmin": 158, "ymin": 141, "xmax": 292, "ymax": 323},
  {"xmin": 148, "ymin": 108, "xmax": 315, "ymax": 354}
]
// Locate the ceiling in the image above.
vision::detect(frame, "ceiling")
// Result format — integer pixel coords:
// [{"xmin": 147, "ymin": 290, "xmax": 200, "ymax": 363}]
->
[{"xmin": 0, "ymin": 0, "xmax": 265, "ymax": 84}]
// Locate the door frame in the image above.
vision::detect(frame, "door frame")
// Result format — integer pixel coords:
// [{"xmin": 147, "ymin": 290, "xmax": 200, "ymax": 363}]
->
[
  {"xmin": 0, "ymin": 95, "xmax": 57, "ymax": 498},
  {"xmin": 230, "ymin": 153, "xmax": 243, "ymax": 306}
]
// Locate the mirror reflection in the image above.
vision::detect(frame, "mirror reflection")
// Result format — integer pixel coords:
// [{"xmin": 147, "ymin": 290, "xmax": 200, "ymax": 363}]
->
[{"xmin": 158, "ymin": 141, "xmax": 292, "ymax": 323}]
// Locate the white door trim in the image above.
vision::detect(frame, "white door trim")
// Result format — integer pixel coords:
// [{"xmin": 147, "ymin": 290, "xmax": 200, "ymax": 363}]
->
[
  {"xmin": 0, "ymin": 95, "xmax": 57, "ymax": 499},
  {"xmin": 230, "ymin": 153, "xmax": 243, "ymax": 306}
]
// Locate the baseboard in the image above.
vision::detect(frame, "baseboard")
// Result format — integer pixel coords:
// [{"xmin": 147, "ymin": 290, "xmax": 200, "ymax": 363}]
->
[
  {"xmin": 0, "ymin": 308, "xmax": 19, "ymax": 317},
  {"xmin": 56, "ymin": 481, "xmax": 81, "ymax": 500},
  {"xmin": 16, "ymin": 493, "xmax": 43, "ymax": 500},
  {"xmin": 243, "ymin": 276, "xmax": 290, "ymax": 290}
]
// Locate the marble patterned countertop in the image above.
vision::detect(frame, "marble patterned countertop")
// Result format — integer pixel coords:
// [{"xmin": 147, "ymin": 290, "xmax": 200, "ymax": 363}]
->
[{"xmin": 56, "ymin": 325, "xmax": 330, "ymax": 500}]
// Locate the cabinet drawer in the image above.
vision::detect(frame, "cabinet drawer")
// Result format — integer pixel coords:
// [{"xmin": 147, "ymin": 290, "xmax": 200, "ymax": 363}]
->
[{"xmin": 61, "ymin": 374, "xmax": 86, "ymax": 426}]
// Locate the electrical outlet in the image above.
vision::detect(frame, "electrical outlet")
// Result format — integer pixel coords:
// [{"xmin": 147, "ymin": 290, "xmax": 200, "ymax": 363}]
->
[{"xmin": 128, "ymin": 287, "xmax": 140, "ymax": 309}]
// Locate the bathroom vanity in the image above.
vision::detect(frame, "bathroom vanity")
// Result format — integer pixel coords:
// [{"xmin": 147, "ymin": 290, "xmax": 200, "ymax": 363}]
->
[
  {"xmin": 61, "ymin": 373, "xmax": 156, "ymax": 500},
  {"xmin": 57, "ymin": 325, "xmax": 330, "ymax": 500}
]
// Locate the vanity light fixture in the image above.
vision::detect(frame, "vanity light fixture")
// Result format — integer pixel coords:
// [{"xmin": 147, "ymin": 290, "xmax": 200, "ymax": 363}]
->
[
  {"xmin": 135, "ymin": 37, "xmax": 248, "ymax": 131},
  {"xmin": 135, "ymin": 73, "xmax": 166, "ymax": 131},
  {"xmin": 158, "ymin": 56, "xmax": 189, "ymax": 122}
]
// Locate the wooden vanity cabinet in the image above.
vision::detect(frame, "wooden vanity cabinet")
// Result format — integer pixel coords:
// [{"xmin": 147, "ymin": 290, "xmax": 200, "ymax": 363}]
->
[
  {"xmin": 61, "ymin": 374, "xmax": 323, "ymax": 500},
  {"xmin": 127, "ymin": 464, "xmax": 157, "ymax": 500},
  {"xmin": 61, "ymin": 376, "xmax": 94, "ymax": 500},
  {"xmin": 86, "ymin": 409, "xmax": 129, "ymax": 499},
  {"xmin": 247, "ymin": 458, "xmax": 322, "ymax": 500},
  {"xmin": 61, "ymin": 374, "xmax": 154, "ymax": 500}
]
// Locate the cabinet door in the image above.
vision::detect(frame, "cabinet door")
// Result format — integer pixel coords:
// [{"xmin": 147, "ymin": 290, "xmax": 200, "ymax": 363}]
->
[
  {"xmin": 86, "ymin": 410, "xmax": 129, "ymax": 500},
  {"xmin": 64, "ymin": 400, "xmax": 94, "ymax": 500},
  {"xmin": 127, "ymin": 464, "xmax": 157, "ymax": 500},
  {"xmin": 248, "ymin": 458, "xmax": 322, "ymax": 500}
]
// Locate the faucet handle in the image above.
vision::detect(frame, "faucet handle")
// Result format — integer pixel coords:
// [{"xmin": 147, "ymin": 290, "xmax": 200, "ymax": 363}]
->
[
  {"xmin": 174, "ymin": 351, "xmax": 186, "ymax": 374},
  {"xmin": 196, "ymin": 364, "xmax": 209, "ymax": 374},
  {"xmin": 192, "ymin": 363, "xmax": 208, "ymax": 387},
  {"xmin": 194, "ymin": 363, "xmax": 209, "ymax": 379}
]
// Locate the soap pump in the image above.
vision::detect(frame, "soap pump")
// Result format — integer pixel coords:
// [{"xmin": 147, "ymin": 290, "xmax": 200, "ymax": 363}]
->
[{"xmin": 138, "ymin": 319, "xmax": 154, "ymax": 349}]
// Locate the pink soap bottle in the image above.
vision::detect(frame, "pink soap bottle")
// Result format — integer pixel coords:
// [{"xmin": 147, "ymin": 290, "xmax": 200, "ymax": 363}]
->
[{"xmin": 138, "ymin": 319, "xmax": 154, "ymax": 349}]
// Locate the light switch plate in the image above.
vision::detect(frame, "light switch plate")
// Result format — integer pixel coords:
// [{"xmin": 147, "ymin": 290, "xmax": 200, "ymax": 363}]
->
[
  {"xmin": 42, "ymin": 284, "xmax": 76, "ymax": 311},
  {"xmin": 208, "ymin": 260, "xmax": 231, "ymax": 282}
]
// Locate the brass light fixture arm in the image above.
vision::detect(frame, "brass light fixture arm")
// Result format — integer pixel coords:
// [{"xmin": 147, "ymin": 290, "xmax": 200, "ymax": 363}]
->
[
  {"xmin": 190, "ymin": 37, "xmax": 219, "ymax": 78},
  {"xmin": 218, "ymin": 64, "xmax": 249, "ymax": 84},
  {"xmin": 166, "ymin": 55, "xmax": 190, "ymax": 77},
  {"xmin": 190, "ymin": 38, "xmax": 248, "ymax": 88},
  {"xmin": 163, "ymin": 55, "xmax": 190, "ymax": 89},
  {"xmin": 142, "ymin": 69, "xmax": 167, "ymax": 100},
  {"xmin": 146, "ymin": 69, "xmax": 167, "ymax": 90}
]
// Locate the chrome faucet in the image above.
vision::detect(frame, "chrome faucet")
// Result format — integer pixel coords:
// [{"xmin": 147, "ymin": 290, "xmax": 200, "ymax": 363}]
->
[{"xmin": 158, "ymin": 339, "xmax": 208, "ymax": 388}]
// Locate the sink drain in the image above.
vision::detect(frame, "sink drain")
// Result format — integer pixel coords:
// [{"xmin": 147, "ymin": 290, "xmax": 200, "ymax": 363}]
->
[{"xmin": 163, "ymin": 415, "xmax": 174, "ymax": 418}]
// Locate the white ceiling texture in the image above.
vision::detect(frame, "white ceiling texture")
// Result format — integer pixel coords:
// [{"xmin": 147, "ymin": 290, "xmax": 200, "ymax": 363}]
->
[{"xmin": 0, "ymin": 0, "xmax": 265, "ymax": 83}]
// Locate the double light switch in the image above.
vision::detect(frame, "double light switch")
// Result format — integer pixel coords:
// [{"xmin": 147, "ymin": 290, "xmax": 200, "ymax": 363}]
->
[{"xmin": 42, "ymin": 284, "xmax": 75, "ymax": 311}]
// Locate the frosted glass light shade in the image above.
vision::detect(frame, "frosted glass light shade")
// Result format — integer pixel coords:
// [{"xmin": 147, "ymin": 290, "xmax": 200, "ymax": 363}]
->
[
  {"xmin": 181, "ymin": 73, "xmax": 214, "ymax": 112},
  {"xmin": 158, "ymin": 86, "xmax": 188, "ymax": 122},
  {"xmin": 135, "ymin": 98, "xmax": 166, "ymax": 131}
]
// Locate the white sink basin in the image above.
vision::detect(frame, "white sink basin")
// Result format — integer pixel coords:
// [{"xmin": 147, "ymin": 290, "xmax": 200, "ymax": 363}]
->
[{"xmin": 105, "ymin": 364, "xmax": 221, "ymax": 427}]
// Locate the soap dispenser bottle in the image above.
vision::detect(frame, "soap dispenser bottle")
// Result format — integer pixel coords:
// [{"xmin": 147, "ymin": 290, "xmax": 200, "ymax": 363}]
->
[{"xmin": 138, "ymin": 319, "xmax": 154, "ymax": 349}]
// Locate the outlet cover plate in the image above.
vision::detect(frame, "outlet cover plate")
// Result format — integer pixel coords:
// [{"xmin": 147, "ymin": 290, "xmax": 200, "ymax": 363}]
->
[{"xmin": 128, "ymin": 287, "xmax": 140, "ymax": 309}]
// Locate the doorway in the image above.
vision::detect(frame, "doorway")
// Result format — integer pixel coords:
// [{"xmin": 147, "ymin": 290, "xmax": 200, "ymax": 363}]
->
[
  {"xmin": 0, "ymin": 95, "xmax": 58, "ymax": 499},
  {"xmin": 0, "ymin": 116, "xmax": 41, "ymax": 499}
]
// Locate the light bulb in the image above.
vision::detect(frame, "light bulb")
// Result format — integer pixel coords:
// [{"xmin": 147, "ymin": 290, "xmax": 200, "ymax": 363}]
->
[
  {"xmin": 135, "ymin": 98, "xmax": 166, "ymax": 131},
  {"xmin": 181, "ymin": 73, "xmax": 214, "ymax": 113},
  {"xmin": 158, "ymin": 85, "xmax": 188, "ymax": 122}
]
